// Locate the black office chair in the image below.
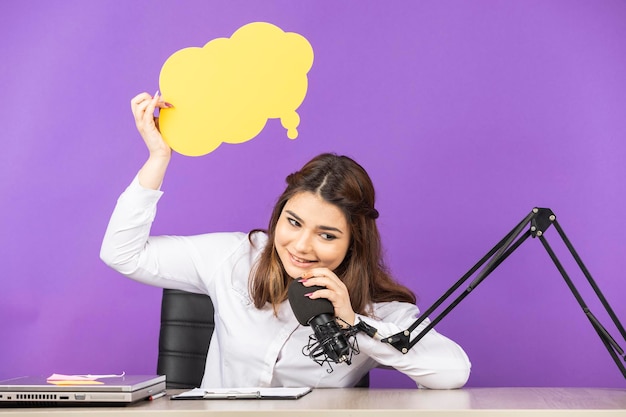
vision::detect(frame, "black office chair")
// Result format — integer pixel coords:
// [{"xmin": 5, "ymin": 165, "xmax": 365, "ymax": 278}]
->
[
  {"xmin": 157, "ymin": 288, "xmax": 369, "ymax": 388},
  {"xmin": 157, "ymin": 289, "xmax": 215, "ymax": 389}
]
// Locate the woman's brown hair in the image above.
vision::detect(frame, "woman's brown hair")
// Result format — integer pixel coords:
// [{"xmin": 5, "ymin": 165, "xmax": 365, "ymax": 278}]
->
[{"xmin": 250, "ymin": 153, "xmax": 416, "ymax": 315}]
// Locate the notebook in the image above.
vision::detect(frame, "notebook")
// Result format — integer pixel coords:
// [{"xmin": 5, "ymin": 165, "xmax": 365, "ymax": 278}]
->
[{"xmin": 0, "ymin": 375, "xmax": 165, "ymax": 407}]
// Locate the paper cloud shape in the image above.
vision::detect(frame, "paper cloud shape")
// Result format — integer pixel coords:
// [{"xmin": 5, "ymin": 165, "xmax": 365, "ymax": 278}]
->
[{"xmin": 158, "ymin": 22, "xmax": 314, "ymax": 156}]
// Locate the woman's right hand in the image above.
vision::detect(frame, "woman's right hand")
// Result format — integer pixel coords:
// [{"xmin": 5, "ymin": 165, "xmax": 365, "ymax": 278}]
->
[
  {"xmin": 130, "ymin": 91, "xmax": 172, "ymax": 159},
  {"xmin": 131, "ymin": 92, "xmax": 174, "ymax": 190}
]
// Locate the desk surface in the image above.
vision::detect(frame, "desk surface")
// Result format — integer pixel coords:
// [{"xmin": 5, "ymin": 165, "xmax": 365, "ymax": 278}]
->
[{"xmin": 1, "ymin": 388, "xmax": 625, "ymax": 416}]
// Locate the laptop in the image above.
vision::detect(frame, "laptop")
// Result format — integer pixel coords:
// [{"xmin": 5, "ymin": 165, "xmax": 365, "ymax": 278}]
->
[{"xmin": 0, "ymin": 375, "xmax": 165, "ymax": 407}]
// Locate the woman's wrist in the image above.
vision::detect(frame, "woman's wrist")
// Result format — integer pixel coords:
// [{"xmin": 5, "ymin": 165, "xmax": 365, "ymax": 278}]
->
[{"xmin": 138, "ymin": 154, "xmax": 171, "ymax": 190}]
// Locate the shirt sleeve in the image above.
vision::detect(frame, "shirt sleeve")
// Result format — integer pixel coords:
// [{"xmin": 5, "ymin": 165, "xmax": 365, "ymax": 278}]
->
[
  {"xmin": 355, "ymin": 301, "xmax": 471, "ymax": 389},
  {"xmin": 99, "ymin": 175, "xmax": 249, "ymax": 295}
]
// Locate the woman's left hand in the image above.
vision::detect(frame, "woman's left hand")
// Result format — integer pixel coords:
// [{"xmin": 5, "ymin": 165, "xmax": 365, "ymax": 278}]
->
[{"xmin": 300, "ymin": 268, "xmax": 356, "ymax": 327}]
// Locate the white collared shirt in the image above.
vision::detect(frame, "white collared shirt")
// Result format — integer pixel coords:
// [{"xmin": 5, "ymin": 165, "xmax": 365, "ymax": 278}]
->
[{"xmin": 100, "ymin": 176, "xmax": 471, "ymax": 389}]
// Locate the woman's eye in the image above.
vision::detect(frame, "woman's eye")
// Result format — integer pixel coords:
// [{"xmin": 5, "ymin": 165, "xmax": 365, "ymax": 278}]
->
[
  {"xmin": 320, "ymin": 233, "xmax": 337, "ymax": 241},
  {"xmin": 288, "ymin": 218, "xmax": 301, "ymax": 227}
]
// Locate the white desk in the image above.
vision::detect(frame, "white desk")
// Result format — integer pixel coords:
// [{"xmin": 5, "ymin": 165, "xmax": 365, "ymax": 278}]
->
[{"xmin": 0, "ymin": 388, "xmax": 625, "ymax": 416}]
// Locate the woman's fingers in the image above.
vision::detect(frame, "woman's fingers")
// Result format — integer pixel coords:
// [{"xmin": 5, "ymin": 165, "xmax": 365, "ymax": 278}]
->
[
  {"xmin": 131, "ymin": 92, "xmax": 154, "ymax": 128},
  {"xmin": 300, "ymin": 269, "xmax": 355, "ymax": 325},
  {"xmin": 131, "ymin": 91, "xmax": 171, "ymax": 130},
  {"xmin": 129, "ymin": 91, "xmax": 172, "ymax": 157}
]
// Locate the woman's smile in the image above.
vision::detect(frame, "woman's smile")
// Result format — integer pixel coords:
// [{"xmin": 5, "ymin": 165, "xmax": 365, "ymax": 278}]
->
[{"xmin": 288, "ymin": 251, "xmax": 318, "ymax": 267}]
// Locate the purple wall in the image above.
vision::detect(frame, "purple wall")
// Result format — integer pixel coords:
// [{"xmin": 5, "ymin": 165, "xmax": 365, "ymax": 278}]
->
[{"xmin": 2, "ymin": 0, "xmax": 625, "ymax": 388}]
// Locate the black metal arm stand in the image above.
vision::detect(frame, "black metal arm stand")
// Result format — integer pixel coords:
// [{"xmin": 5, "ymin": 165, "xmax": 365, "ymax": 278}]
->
[{"xmin": 381, "ymin": 207, "xmax": 626, "ymax": 379}]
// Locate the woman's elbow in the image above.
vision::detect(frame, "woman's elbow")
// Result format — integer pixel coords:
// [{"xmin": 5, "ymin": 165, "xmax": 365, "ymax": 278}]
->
[
  {"xmin": 416, "ymin": 366, "xmax": 471, "ymax": 390},
  {"xmin": 99, "ymin": 242, "xmax": 137, "ymax": 276},
  {"xmin": 99, "ymin": 243, "xmax": 114, "ymax": 268}
]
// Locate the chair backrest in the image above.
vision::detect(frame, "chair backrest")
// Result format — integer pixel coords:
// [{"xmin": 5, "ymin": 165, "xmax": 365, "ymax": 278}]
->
[
  {"xmin": 157, "ymin": 289, "xmax": 215, "ymax": 388},
  {"xmin": 157, "ymin": 288, "xmax": 369, "ymax": 388}
]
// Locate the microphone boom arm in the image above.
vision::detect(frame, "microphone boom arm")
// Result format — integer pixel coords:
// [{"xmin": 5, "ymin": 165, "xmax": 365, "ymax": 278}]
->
[{"xmin": 381, "ymin": 207, "xmax": 626, "ymax": 379}]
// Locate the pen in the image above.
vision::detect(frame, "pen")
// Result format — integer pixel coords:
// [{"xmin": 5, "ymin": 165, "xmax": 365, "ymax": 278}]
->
[{"xmin": 149, "ymin": 391, "xmax": 166, "ymax": 401}]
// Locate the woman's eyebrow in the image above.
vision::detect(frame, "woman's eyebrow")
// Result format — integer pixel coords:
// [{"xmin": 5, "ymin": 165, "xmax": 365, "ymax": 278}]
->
[
  {"xmin": 319, "ymin": 225, "xmax": 344, "ymax": 234},
  {"xmin": 285, "ymin": 210, "xmax": 303, "ymax": 223},
  {"xmin": 285, "ymin": 210, "xmax": 344, "ymax": 234}
]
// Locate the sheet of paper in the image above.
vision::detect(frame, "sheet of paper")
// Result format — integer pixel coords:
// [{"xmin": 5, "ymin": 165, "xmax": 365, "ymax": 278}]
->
[{"xmin": 46, "ymin": 372, "xmax": 125, "ymax": 385}]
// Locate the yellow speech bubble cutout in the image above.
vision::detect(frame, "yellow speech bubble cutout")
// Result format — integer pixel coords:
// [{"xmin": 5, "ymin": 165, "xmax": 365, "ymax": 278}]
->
[{"xmin": 158, "ymin": 22, "xmax": 314, "ymax": 156}]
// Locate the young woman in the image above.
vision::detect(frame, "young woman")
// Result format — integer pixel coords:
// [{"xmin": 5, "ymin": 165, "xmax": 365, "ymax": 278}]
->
[{"xmin": 100, "ymin": 92, "xmax": 471, "ymax": 389}]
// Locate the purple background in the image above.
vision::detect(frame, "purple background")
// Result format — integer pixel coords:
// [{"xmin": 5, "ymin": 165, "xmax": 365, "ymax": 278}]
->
[{"xmin": 1, "ymin": 1, "xmax": 625, "ymax": 388}]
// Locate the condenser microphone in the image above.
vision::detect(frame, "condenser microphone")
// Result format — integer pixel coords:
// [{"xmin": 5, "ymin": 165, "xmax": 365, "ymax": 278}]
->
[{"xmin": 288, "ymin": 280, "xmax": 352, "ymax": 365}]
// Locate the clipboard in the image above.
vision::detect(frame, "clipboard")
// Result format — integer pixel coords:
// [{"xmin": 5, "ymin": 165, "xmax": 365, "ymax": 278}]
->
[{"xmin": 171, "ymin": 387, "xmax": 312, "ymax": 400}]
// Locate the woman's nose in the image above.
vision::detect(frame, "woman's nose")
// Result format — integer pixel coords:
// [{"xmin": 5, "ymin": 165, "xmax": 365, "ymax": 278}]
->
[{"xmin": 294, "ymin": 230, "xmax": 312, "ymax": 253}]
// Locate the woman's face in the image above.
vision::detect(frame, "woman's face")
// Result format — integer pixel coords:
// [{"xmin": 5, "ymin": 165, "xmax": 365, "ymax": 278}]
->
[{"xmin": 274, "ymin": 191, "xmax": 351, "ymax": 279}]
